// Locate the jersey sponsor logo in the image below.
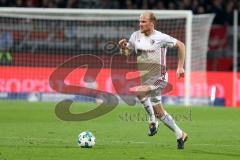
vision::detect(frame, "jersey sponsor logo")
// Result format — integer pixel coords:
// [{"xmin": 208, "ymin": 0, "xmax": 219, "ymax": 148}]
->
[{"xmin": 137, "ymin": 49, "xmax": 155, "ymax": 54}]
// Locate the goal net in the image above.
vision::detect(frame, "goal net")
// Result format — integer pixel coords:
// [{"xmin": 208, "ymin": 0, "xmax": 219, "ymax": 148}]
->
[{"xmin": 0, "ymin": 8, "xmax": 214, "ymax": 105}]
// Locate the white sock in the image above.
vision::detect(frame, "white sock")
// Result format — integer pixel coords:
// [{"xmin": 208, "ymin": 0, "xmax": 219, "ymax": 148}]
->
[
  {"xmin": 160, "ymin": 111, "xmax": 182, "ymax": 139},
  {"xmin": 140, "ymin": 97, "xmax": 157, "ymax": 124}
]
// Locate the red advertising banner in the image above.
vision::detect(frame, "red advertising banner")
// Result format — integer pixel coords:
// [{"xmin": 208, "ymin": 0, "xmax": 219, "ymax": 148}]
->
[{"xmin": 0, "ymin": 66, "xmax": 239, "ymax": 107}]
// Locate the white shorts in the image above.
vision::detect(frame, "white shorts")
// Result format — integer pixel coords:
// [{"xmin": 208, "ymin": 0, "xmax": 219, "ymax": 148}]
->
[
  {"xmin": 145, "ymin": 73, "xmax": 168, "ymax": 105},
  {"xmin": 144, "ymin": 73, "xmax": 168, "ymax": 91}
]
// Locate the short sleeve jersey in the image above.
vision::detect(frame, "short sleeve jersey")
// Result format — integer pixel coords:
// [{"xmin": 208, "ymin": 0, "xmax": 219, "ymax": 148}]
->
[{"xmin": 127, "ymin": 30, "xmax": 177, "ymax": 65}]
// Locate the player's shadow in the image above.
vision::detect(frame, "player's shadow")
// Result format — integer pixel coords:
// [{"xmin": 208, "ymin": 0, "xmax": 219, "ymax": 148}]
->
[{"xmin": 190, "ymin": 149, "xmax": 240, "ymax": 157}]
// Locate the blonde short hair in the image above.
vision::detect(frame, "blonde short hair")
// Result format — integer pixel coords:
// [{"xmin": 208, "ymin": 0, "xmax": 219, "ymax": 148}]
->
[{"xmin": 141, "ymin": 12, "xmax": 157, "ymax": 26}]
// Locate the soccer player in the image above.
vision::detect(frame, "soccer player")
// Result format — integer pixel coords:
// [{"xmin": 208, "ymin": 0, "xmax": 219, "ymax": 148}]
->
[{"xmin": 118, "ymin": 11, "xmax": 188, "ymax": 149}]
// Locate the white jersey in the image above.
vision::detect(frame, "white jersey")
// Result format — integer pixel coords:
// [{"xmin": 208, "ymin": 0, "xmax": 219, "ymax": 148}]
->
[
  {"xmin": 126, "ymin": 30, "xmax": 177, "ymax": 85},
  {"xmin": 127, "ymin": 30, "xmax": 177, "ymax": 65}
]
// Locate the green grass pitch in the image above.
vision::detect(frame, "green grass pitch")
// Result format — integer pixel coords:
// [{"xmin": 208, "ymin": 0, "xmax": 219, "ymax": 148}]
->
[{"xmin": 0, "ymin": 100, "xmax": 240, "ymax": 160}]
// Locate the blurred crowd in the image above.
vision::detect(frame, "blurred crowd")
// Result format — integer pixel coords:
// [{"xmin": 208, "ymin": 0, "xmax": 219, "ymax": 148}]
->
[{"xmin": 0, "ymin": 0, "xmax": 239, "ymax": 25}]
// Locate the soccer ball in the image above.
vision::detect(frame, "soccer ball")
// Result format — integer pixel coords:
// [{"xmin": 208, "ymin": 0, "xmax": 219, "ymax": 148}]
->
[{"xmin": 77, "ymin": 131, "xmax": 96, "ymax": 148}]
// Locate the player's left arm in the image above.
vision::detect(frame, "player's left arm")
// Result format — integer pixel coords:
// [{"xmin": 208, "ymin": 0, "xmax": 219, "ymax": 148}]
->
[{"xmin": 175, "ymin": 40, "xmax": 185, "ymax": 79}]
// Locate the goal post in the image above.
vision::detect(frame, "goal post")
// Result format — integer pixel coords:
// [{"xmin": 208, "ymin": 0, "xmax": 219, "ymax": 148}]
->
[
  {"xmin": 184, "ymin": 10, "xmax": 192, "ymax": 106},
  {"xmin": 0, "ymin": 8, "xmax": 214, "ymax": 105}
]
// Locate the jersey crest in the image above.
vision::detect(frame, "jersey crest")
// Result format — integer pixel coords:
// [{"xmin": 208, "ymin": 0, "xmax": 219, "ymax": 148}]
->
[{"xmin": 150, "ymin": 39, "xmax": 155, "ymax": 45}]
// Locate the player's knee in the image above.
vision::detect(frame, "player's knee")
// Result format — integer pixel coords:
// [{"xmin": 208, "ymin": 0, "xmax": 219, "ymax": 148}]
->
[
  {"xmin": 136, "ymin": 92, "xmax": 146, "ymax": 100},
  {"xmin": 136, "ymin": 86, "xmax": 150, "ymax": 99}
]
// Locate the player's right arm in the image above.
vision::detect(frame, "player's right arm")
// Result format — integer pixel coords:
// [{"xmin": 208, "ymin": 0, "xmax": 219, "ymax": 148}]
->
[
  {"xmin": 118, "ymin": 32, "xmax": 136, "ymax": 56},
  {"xmin": 118, "ymin": 39, "xmax": 132, "ymax": 56}
]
